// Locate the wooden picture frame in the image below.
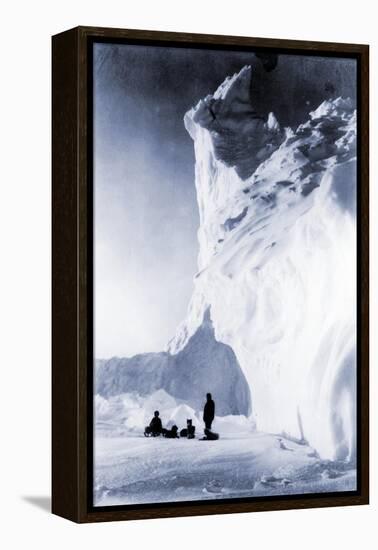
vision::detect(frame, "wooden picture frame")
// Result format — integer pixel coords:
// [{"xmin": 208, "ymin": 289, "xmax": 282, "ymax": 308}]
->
[{"xmin": 52, "ymin": 26, "xmax": 369, "ymax": 523}]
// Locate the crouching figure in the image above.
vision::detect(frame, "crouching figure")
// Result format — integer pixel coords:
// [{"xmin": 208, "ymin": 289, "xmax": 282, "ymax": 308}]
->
[
  {"xmin": 144, "ymin": 410, "xmax": 163, "ymax": 437},
  {"xmin": 162, "ymin": 425, "xmax": 179, "ymax": 438},
  {"xmin": 180, "ymin": 419, "xmax": 196, "ymax": 439}
]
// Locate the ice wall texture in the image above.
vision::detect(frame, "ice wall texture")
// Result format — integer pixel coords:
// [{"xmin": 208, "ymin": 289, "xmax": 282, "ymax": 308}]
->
[{"xmin": 169, "ymin": 66, "xmax": 357, "ymax": 461}]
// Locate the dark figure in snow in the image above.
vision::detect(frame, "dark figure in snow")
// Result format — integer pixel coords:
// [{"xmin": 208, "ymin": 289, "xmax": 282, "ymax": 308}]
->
[
  {"xmin": 162, "ymin": 425, "xmax": 179, "ymax": 439},
  {"xmin": 203, "ymin": 393, "xmax": 215, "ymax": 430},
  {"xmin": 203, "ymin": 428, "xmax": 219, "ymax": 440},
  {"xmin": 180, "ymin": 419, "xmax": 196, "ymax": 439},
  {"xmin": 144, "ymin": 410, "xmax": 162, "ymax": 437}
]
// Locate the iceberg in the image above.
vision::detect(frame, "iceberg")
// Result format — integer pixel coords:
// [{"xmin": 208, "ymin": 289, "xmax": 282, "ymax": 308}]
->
[
  {"xmin": 96, "ymin": 307, "xmax": 251, "ymax": 417},
  {"xmin": 169, "ymin": 66, "xmax": 357, "ymax": 461}
]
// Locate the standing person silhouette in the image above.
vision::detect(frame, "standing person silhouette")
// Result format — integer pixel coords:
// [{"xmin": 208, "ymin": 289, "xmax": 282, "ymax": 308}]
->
[{"xmin": 203, "ymin": 393, "xmax": 215, "ymax": 430}]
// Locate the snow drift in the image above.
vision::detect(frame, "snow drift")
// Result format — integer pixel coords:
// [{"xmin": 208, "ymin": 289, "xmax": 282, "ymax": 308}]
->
[
  {"xmin": 169, "ymin": 65, "xmax": 357, "ymax": 461},
  {"xmin": 95, "ymin": 389, "xmax": 255, "ymax": 438}
]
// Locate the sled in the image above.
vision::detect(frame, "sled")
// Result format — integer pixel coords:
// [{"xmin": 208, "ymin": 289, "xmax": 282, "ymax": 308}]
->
[{"xmin": 144, "ymin": 426, "xmax": 162, "ymax": 437}]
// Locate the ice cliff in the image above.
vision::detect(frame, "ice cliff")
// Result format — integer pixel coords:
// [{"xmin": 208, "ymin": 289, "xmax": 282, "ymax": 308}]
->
[{"xmin": 169, "ymin": 66, "xmax": 357, "ymax": 461}]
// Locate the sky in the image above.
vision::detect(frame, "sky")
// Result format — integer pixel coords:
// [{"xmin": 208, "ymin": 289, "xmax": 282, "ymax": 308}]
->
[{"xmin": 93, "ymin": 42, "xmax": 356, "ymax": 359}]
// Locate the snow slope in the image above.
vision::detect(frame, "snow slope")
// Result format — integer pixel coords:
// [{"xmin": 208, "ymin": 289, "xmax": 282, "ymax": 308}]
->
[
  {"xmin": 94, "ymin": 391, "xmax": 355, "ymax": 506},
  {"xmin": 94, "ymin": 431, "xmax": 356, "ymax": 506},
  {"xmin": 169, "ymin": 66, "xmax": 357, "ymax": 461}
]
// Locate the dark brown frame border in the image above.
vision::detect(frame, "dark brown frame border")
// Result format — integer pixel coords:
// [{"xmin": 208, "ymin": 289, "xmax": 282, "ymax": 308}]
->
[{"xmin": 52, "ymin": 26, "xmax": 369, "ymax": 523}]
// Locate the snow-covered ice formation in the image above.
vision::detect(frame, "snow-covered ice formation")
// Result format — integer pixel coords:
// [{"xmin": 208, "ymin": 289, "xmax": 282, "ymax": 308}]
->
[
  {"xmin": 169, "ymin": 65, "xmax": 357, "ymax": 462},
  {"xmin": 96, "ymin": 308, "xmax": 251, "ymax": 417}
]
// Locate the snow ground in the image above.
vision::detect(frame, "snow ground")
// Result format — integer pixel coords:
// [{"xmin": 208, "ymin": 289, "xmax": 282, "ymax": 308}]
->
[{"xmin": 94, "ymin": 428, "xmax": 356, "ymax": 506}]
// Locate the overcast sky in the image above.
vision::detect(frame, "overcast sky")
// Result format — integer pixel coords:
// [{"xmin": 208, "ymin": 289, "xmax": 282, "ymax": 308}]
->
[{"xmin": 93, "ymin": 42, "xmax": 356, "ymax": 359}]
